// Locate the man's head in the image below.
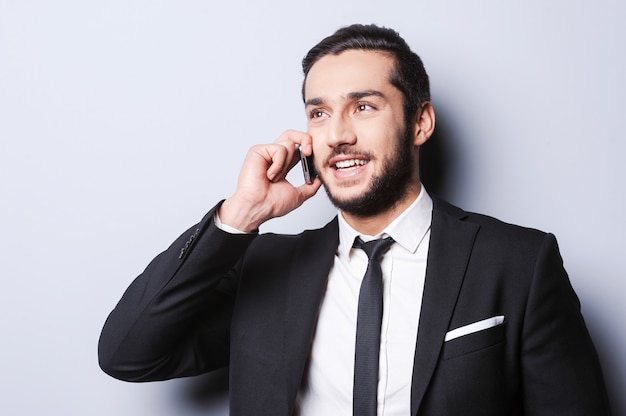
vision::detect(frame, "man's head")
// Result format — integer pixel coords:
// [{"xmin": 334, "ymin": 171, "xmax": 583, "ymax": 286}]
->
[
  {"xmin": 302, "ymin": 24, "xmax": 430, "ymax": 127},
  {"xmin": 301, "ymin": 24, "xmax": 435, "ymax": 222}
]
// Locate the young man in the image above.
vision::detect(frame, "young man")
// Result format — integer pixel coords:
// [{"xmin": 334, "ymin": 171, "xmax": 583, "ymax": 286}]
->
[{"xmin": 99, "ymin": 24, "xmax": 611, "ymax": 415}]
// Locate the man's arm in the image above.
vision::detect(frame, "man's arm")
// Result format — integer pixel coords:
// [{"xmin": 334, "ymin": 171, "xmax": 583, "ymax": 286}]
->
[
  {"xmin": 98, "ymin": 130, "xmax": 322, "ymax": 382},
  {"xmin": 98, "ymin": 205, "xmax": 256, "ymax": 381},
  {"xmin": 521, "ymin": 233, "xmax": 611, "ymax": 414}
]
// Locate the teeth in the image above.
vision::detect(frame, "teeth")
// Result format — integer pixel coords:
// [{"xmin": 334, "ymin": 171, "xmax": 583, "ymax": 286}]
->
[{"xmin": 335, "ymin": 159, "xmax": 367, "ymax": 169}]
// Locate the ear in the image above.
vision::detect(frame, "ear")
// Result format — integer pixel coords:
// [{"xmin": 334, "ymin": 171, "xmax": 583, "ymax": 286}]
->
[{"xmin": 412, "ymin": 102, "xmax": 435, "ymax": 146}]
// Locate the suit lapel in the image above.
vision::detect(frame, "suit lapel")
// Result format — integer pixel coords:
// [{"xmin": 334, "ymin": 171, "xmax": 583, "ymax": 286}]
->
[
  {"xmin": 283, "ymin": 217, "xmax": 339, "ymax": 410},
  {"xmin": 410, "ymin": 199, "xmax": 480, "ymax": 414}
]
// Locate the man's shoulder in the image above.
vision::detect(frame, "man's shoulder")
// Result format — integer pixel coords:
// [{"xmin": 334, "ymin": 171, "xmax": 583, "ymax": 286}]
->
[
  {"xmin": 432, "ymin": 196, "xmax": 549, "ymax": 244},
  {"xmin": 252, "ymin": 216, "xmax": 339, "ymax": 249}
]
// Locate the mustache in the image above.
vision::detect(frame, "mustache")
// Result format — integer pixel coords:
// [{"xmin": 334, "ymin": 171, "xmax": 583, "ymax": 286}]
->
[{"xmin": 322, "ymin": 145, "xmax": 376, "ymax": 166}]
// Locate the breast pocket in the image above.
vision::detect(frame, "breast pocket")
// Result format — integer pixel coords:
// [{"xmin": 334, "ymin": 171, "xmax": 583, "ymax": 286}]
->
[{"xmin": 443, "ymin": 322, "xmax": 505, "ymax": 360}]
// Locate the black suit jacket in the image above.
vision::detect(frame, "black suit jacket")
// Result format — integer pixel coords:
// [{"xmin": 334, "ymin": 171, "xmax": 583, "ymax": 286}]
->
[{"xmin": 99, "ymin": 198, "xmax": 611, "ymax": 415}]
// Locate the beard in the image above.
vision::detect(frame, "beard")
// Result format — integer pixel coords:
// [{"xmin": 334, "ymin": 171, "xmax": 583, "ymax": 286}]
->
[{"xmin": 320, "ymin": 125, "xmax": 416, "ymax": 218}]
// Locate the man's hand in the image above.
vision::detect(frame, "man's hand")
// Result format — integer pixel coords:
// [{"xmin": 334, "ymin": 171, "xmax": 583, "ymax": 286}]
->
[{"xmin": 218, "ymin": 130, "xmax": 322, "ymax": 232}]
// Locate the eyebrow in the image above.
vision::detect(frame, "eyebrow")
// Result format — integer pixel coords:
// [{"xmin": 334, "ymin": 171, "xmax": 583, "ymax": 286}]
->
[{"xmin": 304, "ymin": 89, "xmax": 387, "ymax": 107}]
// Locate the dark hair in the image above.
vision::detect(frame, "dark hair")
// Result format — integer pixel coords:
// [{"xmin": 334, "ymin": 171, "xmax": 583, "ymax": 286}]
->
[{"xmin": 302, "ymin": 24, "xmax": 430, "ymax": 123}]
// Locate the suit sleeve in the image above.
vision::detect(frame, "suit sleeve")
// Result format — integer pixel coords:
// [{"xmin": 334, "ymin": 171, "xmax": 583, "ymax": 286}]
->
[
  {"xmin": 521, "ymin": 233, "xmax": 611, "ymax": 415},
  {"xmin": 98, "ymin": 202, "xmax": 257, "ymax": 382}
]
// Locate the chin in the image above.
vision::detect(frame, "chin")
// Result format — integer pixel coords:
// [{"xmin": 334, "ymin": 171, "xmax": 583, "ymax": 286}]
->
[{"xmin": 323, "ymin": 179, "xmax": 368, "ymax": 202}]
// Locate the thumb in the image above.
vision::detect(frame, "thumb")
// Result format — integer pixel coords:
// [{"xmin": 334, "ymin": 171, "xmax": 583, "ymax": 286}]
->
[{"xmin": 295, "ymin": 177, "xmax": 323, "ymax": 204}]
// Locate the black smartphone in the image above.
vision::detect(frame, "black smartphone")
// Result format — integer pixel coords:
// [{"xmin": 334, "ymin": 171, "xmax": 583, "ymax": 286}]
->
[{"xmin": 298, "ymin": 146, "xmax": 316, "ymax": 184}]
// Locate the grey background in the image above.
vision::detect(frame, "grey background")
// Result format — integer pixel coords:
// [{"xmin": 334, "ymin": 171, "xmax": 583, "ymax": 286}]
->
[{"xmin": 1, "ymin": 0, "xmax": 624, "ymax": 414}]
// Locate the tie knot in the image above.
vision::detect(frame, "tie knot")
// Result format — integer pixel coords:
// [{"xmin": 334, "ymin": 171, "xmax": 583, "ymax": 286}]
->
[{"xmin": 353, "ymin": 236, "xmax": 394, "ymax": 262}]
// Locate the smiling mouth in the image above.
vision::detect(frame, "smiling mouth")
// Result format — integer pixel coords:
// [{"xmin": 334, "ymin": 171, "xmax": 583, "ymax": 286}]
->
[{"xmin": 334, "ymin": 159, "xmax": 368, "ymax": 170}]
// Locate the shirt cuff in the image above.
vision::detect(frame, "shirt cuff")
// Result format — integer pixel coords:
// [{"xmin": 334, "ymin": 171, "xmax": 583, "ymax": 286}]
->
[{"xmin": 214, "ymin": 211, "xmax": 249, "ymax": 234}]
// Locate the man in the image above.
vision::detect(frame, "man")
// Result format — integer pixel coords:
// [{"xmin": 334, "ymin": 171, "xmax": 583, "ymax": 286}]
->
[{"xmin": 99, "ymin": 24, "xmax": 611, "ymax": 415}]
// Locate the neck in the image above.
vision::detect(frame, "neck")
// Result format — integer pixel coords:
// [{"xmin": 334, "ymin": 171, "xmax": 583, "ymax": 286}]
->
[{"xmin": 341, "ymin": 183, "xmax": 422, "ymax": 236}]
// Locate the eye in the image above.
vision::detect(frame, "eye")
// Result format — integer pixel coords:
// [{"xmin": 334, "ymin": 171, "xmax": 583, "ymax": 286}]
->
[
  {"xmin": 309, "ymin": 109, "xmax": 328, "ymax": 119},
  {"xmin": 355, "ymin": 102, "xmax": 374, "ymax": 113}
]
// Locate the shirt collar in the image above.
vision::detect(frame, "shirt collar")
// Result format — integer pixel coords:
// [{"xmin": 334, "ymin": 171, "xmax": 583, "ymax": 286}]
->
[{"xmin": 337, "ymin": 186, "xmax": 433, "ymax": 258}]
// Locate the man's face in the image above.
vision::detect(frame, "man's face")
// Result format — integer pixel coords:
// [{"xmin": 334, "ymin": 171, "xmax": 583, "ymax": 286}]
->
[{"xmin": 303, "ymin": 49, "xmax": 419, "ymax": 217}]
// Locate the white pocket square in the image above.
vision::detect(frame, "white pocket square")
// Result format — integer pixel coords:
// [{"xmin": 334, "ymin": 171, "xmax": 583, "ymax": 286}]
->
[{"xmin": 444, "ymin": 316, "xmax": 505, "ymax": 342}]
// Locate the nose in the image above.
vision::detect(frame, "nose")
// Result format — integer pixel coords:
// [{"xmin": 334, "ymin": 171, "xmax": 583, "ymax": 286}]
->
[{"xmin": 326, "ymin": 115, "xmax": 356, "ymax": 148}]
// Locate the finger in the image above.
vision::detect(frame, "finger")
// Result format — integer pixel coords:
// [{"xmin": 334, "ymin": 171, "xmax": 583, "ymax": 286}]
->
[
  {"xmin": 262, "ymin": 145, "xmax": 290, "ymax": 182},
  {"xmin": 275, "ymin": 129, "xmax": 313, "ymax": 156},
  {"xmin": 295, "ymin": 177, "xmax": 322, "ymax": 203},
  {"xmin": 272, "ymin": 130, "xmax": 313, "ymax": 181}
]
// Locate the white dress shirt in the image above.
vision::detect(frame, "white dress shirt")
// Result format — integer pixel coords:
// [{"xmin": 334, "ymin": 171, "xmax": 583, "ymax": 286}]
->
[{"xmin": 295, "ymin": 188, "xmax": 433, "ymax": 415}]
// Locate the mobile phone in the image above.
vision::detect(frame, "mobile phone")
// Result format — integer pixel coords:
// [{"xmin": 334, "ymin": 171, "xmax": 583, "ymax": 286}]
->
[{"xmin": 298, "ymin": 146, "xmax": 317, "ymax": 184}]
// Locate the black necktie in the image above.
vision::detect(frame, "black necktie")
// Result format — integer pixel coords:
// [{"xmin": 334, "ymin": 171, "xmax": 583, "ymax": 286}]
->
[{"xmin": 352, "ymin": 236, "xmax": 394, "ymax": 416}]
